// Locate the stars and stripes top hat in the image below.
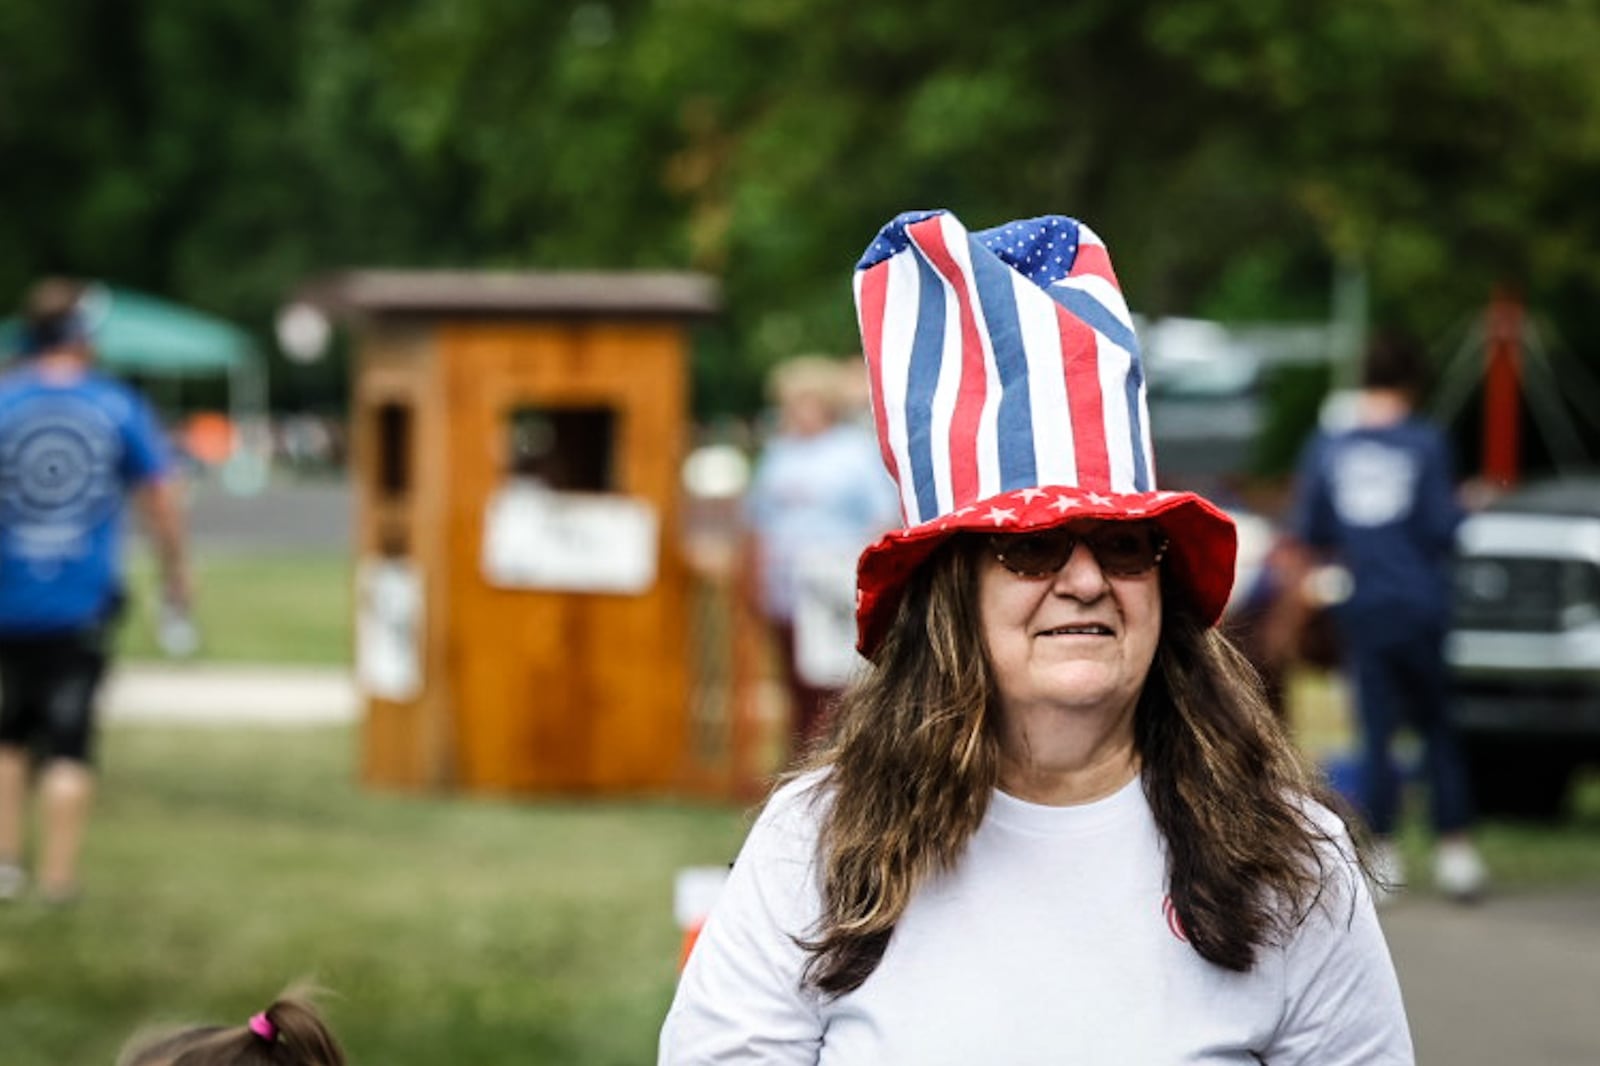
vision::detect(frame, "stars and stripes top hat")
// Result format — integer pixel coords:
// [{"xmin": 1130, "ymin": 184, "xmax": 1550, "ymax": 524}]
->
[{"xmin": 851, "ymin": 209, "xmax": 1237, "ymax": 656}]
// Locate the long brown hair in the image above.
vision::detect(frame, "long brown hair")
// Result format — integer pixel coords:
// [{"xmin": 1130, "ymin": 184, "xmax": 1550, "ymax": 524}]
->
[
  {"xmin": 118, "ymin": 988, "xmax": 345, "ymax": 1066},
  {"xmin": 797, "ymin": 538, "xmax": 1357, "ymax": 996}
]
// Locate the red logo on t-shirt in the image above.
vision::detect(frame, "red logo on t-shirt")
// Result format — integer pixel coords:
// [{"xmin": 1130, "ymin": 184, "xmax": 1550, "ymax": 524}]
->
[{"xmin": 1161, "ymin": 894, "xmax": 1188, "ymax": 942}]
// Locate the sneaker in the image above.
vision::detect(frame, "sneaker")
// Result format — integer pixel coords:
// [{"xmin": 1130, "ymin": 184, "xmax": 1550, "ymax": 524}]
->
[
  {"xmin": 1369, "ymin": 840, "xmax": 1406, "ymax": 907},
  {"xmin": 0, "ymin": 862, "xmax": 25, "ymax": 902},
  {"xmin": 1434, "ymin": 840, "xmax": 1488, "ymax": 902}
]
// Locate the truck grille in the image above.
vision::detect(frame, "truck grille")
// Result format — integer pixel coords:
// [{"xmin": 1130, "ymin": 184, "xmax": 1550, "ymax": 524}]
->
[{"xmin": 1453, "ymin": 556, "xmax": 1578, "ymax": 632}]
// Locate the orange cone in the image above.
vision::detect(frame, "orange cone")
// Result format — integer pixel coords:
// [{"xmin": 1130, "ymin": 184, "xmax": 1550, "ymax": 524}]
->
[{"xmin": 678, "ymin": 918, "xmax": 705, "ymax": 971}]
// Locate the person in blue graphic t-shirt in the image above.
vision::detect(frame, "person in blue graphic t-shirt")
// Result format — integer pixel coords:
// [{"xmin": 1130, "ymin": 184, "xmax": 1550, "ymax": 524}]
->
[
  {"xmin": 0, "ymin": 278, "xmax": 192, "ymax": 904},
  {"xmin": 1290, "ymin": 329, "xmax": 1486, "ymax": 904}
]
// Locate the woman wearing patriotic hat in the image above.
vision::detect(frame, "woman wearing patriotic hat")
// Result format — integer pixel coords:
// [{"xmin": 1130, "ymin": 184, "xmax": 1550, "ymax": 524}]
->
[{"xmin": 661, "ymin": 212, "xmax": 1412, "ymax": 1064}]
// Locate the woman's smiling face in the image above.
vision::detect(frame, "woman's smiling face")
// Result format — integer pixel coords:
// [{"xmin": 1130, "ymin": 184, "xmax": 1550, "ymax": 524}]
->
[{"xmin": 977, "ymin": 521, "xmax": 1164, "ymax": 733}]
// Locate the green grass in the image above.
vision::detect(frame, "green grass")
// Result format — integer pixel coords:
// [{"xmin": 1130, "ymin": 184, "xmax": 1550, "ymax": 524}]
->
[
  {"xmin": 117, "ymin": 552, "xmax": 352, "ymax": 664},
  {"xmin": 1286, "ymin": 669, "xmax": 1600, "ymax": 885},
  {"xmin": 0, "ymin": 726, "xmax": 1596, "ymax": 1064},
  {"xmin": 0, "ymin": 725, "xmax": 752, "ymax": 1066},
  {"xmin": 1396, "ymin": 773, "xmax": 1600, "ymax": 886}
]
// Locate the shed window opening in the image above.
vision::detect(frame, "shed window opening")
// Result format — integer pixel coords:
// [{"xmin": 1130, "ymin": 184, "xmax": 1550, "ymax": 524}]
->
[{"xmin": 507, "ymin": 406, "xmax": 617, "ymax": 492}]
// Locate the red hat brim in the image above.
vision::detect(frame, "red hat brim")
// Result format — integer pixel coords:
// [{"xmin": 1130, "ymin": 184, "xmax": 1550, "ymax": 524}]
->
[{"xmin": 855, "ymin": 486, "xmax": 1237, "ymax": 658}]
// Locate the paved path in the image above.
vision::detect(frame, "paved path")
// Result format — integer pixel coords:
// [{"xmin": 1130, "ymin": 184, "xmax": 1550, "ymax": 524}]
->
[
  {"xmin": 187, "ymin": 476, "xmax": 350, "ymax": 551},
  {"xmin": 102, "ymin": 662, "xmax": 356, "ymax": 725},
  {"xmin": 1383, "ymin": 888, "xmax": 1600, "ymax": 1065}
]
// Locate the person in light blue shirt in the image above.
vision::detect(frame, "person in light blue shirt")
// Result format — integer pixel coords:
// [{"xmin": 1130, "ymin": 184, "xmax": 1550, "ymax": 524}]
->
[
  {"xmin": 743, "ymin": 356, "xmax": 900, "ymax": 754},
  {"xmin": 1291, "ymin": 329, "xmax": 1485, "ymax": 903},
  {"xmin": 0, "ymin": 278, "xmax": 192, "ymax": 904}
]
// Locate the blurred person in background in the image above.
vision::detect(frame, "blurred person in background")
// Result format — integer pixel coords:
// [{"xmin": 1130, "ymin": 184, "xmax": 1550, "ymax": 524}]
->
[
  {"xmin": 742, "ymin": 355, "xmax": 900, "ymax": 757},
  {"xmin": 1224, "ymin": 530, "xmax": 1345, "ymax": 726},
  {"xmin": 1288, "ymin": 329, "xmax": 1486, "ymax": 903},
  {"xmin": 662, "ymin": 211, "xmax": 1411, "ymax": 1063},
  {"xmin": 0, "ymin": 277, "xmax": 192, "ymax": 903}
]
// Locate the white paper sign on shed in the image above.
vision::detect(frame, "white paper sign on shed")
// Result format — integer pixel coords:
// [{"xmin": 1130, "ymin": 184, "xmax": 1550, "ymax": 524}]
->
[
  {"xmin": 356, "ymin": 557, "xmax": 425, "ymax": 701},
  {"xmin": 482, "ymin": 480, "xmax": 659, "ymax": 594}
]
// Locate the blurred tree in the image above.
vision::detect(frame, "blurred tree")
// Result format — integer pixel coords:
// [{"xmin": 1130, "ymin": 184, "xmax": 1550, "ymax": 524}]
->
[
  {"xmin": 1147, "ymin": 0, "xmax": 1600, "ymax": 331},
  {"xmin": 1, "ymin": 0, "xmax": 1598, "ymax": 442}
]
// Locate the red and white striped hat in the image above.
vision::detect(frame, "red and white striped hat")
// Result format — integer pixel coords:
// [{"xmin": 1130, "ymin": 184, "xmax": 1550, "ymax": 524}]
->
[{"xmin": 851, "ymin": 209, "xmax": 1236, "ymax": 657}]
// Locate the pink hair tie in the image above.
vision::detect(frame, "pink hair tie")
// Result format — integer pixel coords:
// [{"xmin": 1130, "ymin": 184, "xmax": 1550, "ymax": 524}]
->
[{"xmin": 248, "ymin": 1012, "xmax": 277, "ymax": 1041}]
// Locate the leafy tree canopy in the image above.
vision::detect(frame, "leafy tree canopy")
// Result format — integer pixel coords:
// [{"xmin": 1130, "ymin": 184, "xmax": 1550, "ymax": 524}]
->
[{"xmin": 3, "ymin": 0, "xmax": 1599, "ymax": 419}]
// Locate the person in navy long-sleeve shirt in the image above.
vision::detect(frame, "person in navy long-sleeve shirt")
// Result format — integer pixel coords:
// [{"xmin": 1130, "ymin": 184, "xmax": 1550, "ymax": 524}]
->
[{"xmin": 1290, "ymin": 330, "xmax": 1486, "ymax": 903}]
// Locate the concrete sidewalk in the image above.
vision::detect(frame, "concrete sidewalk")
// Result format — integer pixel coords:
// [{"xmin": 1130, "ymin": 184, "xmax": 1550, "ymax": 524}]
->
[
  {"xmin": 1385, "ymin": 886, "xmax": 1600, "ymax": 1065},
  {"xmin": 102, "ymin": 661, "xmax": 358, "ymax": 725}
]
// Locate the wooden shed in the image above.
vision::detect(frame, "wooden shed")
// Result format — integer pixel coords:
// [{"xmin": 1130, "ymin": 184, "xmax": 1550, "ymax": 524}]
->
[{"xmin": 302, "ymin": 270, "xmax": 720, "ymax": 795}]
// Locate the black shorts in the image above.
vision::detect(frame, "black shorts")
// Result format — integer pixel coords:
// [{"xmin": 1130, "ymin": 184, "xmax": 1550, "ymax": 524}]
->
[{"xmin": 0, "ymin": 624, "xmax": 111, "ymax": 765}]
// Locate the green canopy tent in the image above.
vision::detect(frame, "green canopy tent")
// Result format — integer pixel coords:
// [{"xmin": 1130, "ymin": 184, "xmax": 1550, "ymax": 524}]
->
[{"xmin": 1, "ymin": 284, "xmax": 271, "ymax": 492}]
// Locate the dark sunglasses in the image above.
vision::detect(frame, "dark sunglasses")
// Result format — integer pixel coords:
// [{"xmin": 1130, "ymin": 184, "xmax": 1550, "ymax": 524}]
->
[{"xmin": 987, "ymin": 523, "xmax": 1169, "ymax": 578}]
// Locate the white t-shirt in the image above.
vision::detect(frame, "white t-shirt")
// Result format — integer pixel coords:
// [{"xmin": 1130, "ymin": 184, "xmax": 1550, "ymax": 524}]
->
[{"xmin": 660, "ymin": 773, "xmax": 1413, "ymax": 1065}]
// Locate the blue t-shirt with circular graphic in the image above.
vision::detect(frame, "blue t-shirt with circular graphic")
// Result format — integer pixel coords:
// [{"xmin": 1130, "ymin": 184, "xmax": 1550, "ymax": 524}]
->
[{"xmin": 0, "ymin": 367, "xmax": 171, "ymax": 635}]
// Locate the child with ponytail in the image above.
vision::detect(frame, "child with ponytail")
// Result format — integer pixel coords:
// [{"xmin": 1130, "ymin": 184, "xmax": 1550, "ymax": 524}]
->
[{"xmin": 117, "ymin": 989, "xmax": 345, "ymax": 1066}]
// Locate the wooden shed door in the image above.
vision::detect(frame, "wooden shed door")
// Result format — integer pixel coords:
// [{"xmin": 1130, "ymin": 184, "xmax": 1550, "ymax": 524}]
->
[{"xmin": 443, "ymin": 321, "xmax": 690, "ymax": 793}]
